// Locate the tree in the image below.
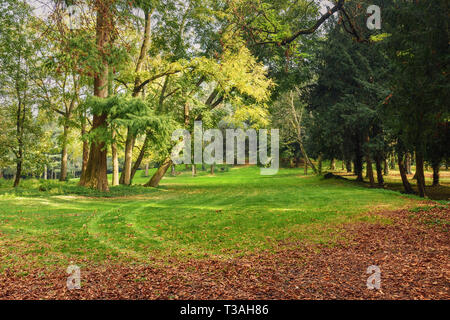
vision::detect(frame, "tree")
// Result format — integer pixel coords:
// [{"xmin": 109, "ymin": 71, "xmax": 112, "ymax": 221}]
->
[{"xmin": 0, "ymin": 0, "xmax": 46, "ymax": 187}]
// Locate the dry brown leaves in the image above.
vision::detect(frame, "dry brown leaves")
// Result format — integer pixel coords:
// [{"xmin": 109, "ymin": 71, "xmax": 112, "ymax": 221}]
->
[{"xmin": 0, "ymin": 207, "xmax": 448, "ymax": 300}]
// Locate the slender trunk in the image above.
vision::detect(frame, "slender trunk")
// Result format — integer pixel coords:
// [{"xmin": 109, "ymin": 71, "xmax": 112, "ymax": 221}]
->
[
  {"xmin": 406, "ymin": 153, "xmax": 412, "ymax": 174},
  {"xmin": 383, "ymin": 157, "xmax": 389, "ymax": 176},
  {"xmin": 0, "ymin": 169, "xmax": 3, "ymax": 179},
  {"xmin": 80, "ymin": 115, "xmax": 89, "ymax": 179},
  {"xmin": 111, "ymin": 129, "xmax": 119, "ymax": 186},
  {"xmin": 432, "ymin": 161, "xmax": 440, "ymax": 186},
  {"xmin": 329, "ymin": 158, "xmax": 336, "ymax": 170},
  {"xmin": 192, "ymin": 164, "xmax": 196, "ymax": 176},
  {"xmin": 364, "ymin": 134, "xmax": 375, "ymax": 186},
  {"xmin": 59, "ymin": 125, "xmax": 69, "ymax": 181},
  {"xmin": 210, "ymin": 164, "xmax": 215, "ymax": 175},
  {"xmin": 345, "ymin": 159, "xmax": 352, "ymax": 173},
  {"xmin": 375, "ymin": 154, "xmax": 384, "ymax": 186},
  {"xmin": 44, "ymin": 164, "xmax": 47, "ymax": 180},
  {"xmin": 145, "ymin": 163, "xmax": 149, "ymax": 176},
  {"xmin": 390, "ymin": 154, "xmax": 396, "ymax": 170},
  {"xmin": 119, "ymin": 128, "xmax": 135, "ymax": 185},
  {"xmin": 415, "ymin": 151, "xmax": 426, "ymax": 198},
  {"xmin": 366, "ymin": 157, "xmax": 375, "ymax": 187},
  {"xmin": 354, "ymin": 138, "xmax": 363, "ymax": 181},
  {"xmin": 13, "ymin": 160, "xmax": 22, "ymax": 188},
  {"xmin": 130, "ymin": 133, "xmax": 150, "ymax": 183},
  {"xmin": 341, "ymin": 160, "xmax": 344, "ymax": 171},
  {"xmin": 398, "ymin": 153, "xmax": 413, "ymax": 194},
  {"xmin": 144, "ymin": 158, "xmax": 172, "ymax": 187},
  {"xmin": 171, "ymin": 164, "xmax": 176, "ymax": 176},
  {"xmin": 317, "ymin": 154, "xmax": 323, "ymax": 175}
]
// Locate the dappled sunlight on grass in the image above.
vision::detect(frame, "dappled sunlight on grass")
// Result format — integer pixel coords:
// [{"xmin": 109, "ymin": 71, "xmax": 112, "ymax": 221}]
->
[{"xmin": 0, "ymin": 166, "xmax": 426, "ymax": 270}]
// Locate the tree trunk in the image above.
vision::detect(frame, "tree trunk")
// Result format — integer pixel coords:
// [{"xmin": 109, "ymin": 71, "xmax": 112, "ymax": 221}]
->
[
  {"xmin": 111, "ymin": 129, "xmax": 119, "ymax": 186},
  {"xmin": 44, "ymin": 164, "xmax": 47, "ymax": 180},
  {"xmin": 130, "ymin": 133, "xmax": 150, "ymax": 183},
  {"xmin": 78, "ymin": 2, "xmax": 110, "ymax": 191},
  {"xmin": 354, "ymin": 138, "xmax": 364, "ymax": 181},
  {"xmin": 329, "ymin": 158, "xmax": 336, "ymax": 170},
  {"xmin": 432, "ymin": 161, "xmax": 440, "ymax": 186},
  {"xmin": 390, "ymin": 154, "xmax": 396, "ymax": 170},
  {"xmin": 59, "ymin": 125, "xmax": 69, "ymax": 181},
  {"xmin": 119, "ymin": 128, "xmax": 135, "ymax": 185},
  {"xmin": 144, "ymin": 158, "xmax": 172, "ymax": 187},
  {"xmin": 317, "ymin": 154, "xmax": 323, "ymax": 175},
  {"xmin": 345, "ymin": 159, "xmax": 352, "ymax": 173},
  {"xmin": 415, "ymin": 151, "xmax": 426, "ymax": 198},
  {"xmin": 398, "ymin": 153, "xmax": 414, "ymax": 194},
  {"xmin": 366, "ymin": 157, "xmax": 375, "ymax": 187},
  {"xmin": 81, "ymin": 116, "xmax": 89, "ymax": 179},
  {"xmin": 171, "ymin": 164, "xmax": 176, "ymax": 176},
  {"xmin": 383, "ymin": 157, "xmax": 389, "ymax": 176},
  {"xmin": 375, "ymin": 154, "xmax": 384, "ymax": 186},
  {"xmin": 210, "ymin": 164, "xmax": 215, "ymax": 175},
  {"xmin": 13, "ymin": 160, "xmax": 22, "ymax": 188},
  {"xmin": 0, "ymin": 169, "xmax": 3, "ymax": 179},
  {"xmin": 406, "ymin": 153, "xmax": 412, "ymax": 174},
  {"xmin": 364, "ymin": 134, "xmax": 375, "ymax": 187},
  {"xmin": 192, "ymin": 164, "xmax": 196, "ymax": 176}
]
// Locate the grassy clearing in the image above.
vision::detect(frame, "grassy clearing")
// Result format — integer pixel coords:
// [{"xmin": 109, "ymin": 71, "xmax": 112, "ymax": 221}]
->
[{"xmin": 0, "ymin": 166, "xmax": 427, "ymax": 271}]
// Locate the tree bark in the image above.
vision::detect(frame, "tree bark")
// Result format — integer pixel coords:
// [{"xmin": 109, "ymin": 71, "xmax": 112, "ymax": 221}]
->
[
  {"xmin": 383, "ymin": 157, "xmax": 389, "ymax": 176},
  {"xmin": 111, "ymin": 129, "xmax": 119, "ymax": 186},
  {"xmin": 144, "ymin": 158, "xmax": 172, "ymax": 187},
  {"xmin": 415, "ymin": 151, "xmax": 426, "ymax": 198},
  {"xmin": 59, "ymin": 125, "xmax": 69, "ymax": 181},
  {"xmin": 192, "ymin": 164, "xmax": 196, "ymax": 176},
  {"xmin": 375, "ymin": 154, "xmax": 384, "ymax": 186},
  {"xmin": 145, "ymin": 162, "xmax": 149, "ymax": 176},
  {"xmin": 78, "ymin": 1, "xmax": 111, "ymax": 191},
  {"xmin": 366, "ymin": 157, "xmax": 375, "ymax": 187},
  {"xmin": 210, "ymin": 164, "xmax": 215, "ymax": 175},
  {"xmin": 345, "ymin": 159, "xmax": 352, "ymax": 173},
  {"xmin": 354, "ymin": 137, "xmax": 363, "ymax": 182},
  {"xmin": 317, "ymin": 154, "xmax": 323, "ymax": 175},
  {"xmin": 80, "ymin": 113, "xmax": 89, "ymax": 179},
  {"xmin": 406, "ymin": 153, "xmax": 412, "ymax": 174},
  {"xmin": 329, "ymin": 158, "xmax": 336, "ymax": 170},
  {"xmin": 364, "ymin": 134, "xmax": 375, "ymax": 187},
  {"xmin": 432, "ymin": 161, "xmax": 440, "ymax": 186},
  {"xmin": 13, "ymin": 160, "xmax": 22, "ymax": 188},
  {"xmin": 398, "ymin": 153, "xmax": 414, "ymax": 194},
  {"xmin": 119, "ymin": 128, "xmax": 135, "ymax": 185},
  {"xmin": 130, "ymin": 133, "xmax": 150, "ymax": 183}
]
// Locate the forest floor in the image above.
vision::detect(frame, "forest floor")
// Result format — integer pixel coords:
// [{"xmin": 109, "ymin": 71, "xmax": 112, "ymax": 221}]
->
[{"xmin": 0, "ymin": 166, "xmax": 448, "ymax": 299}]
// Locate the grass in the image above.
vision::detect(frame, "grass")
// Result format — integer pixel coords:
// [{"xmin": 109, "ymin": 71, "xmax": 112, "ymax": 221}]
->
[{"xmin": 0, "ymin": 165, "xmax": 428, "ymax": 271}]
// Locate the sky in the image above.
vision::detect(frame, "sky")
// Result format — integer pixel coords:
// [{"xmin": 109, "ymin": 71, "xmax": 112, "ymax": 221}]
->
[{"xmin": 29, "ymin": 0, "xmax": 338, "ymax": 19}]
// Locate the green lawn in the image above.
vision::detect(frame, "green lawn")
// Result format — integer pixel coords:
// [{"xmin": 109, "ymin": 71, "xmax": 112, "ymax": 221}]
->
[{"xmin": 0, "ymin": 166, "xmax": 423, "ymax": 271}]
